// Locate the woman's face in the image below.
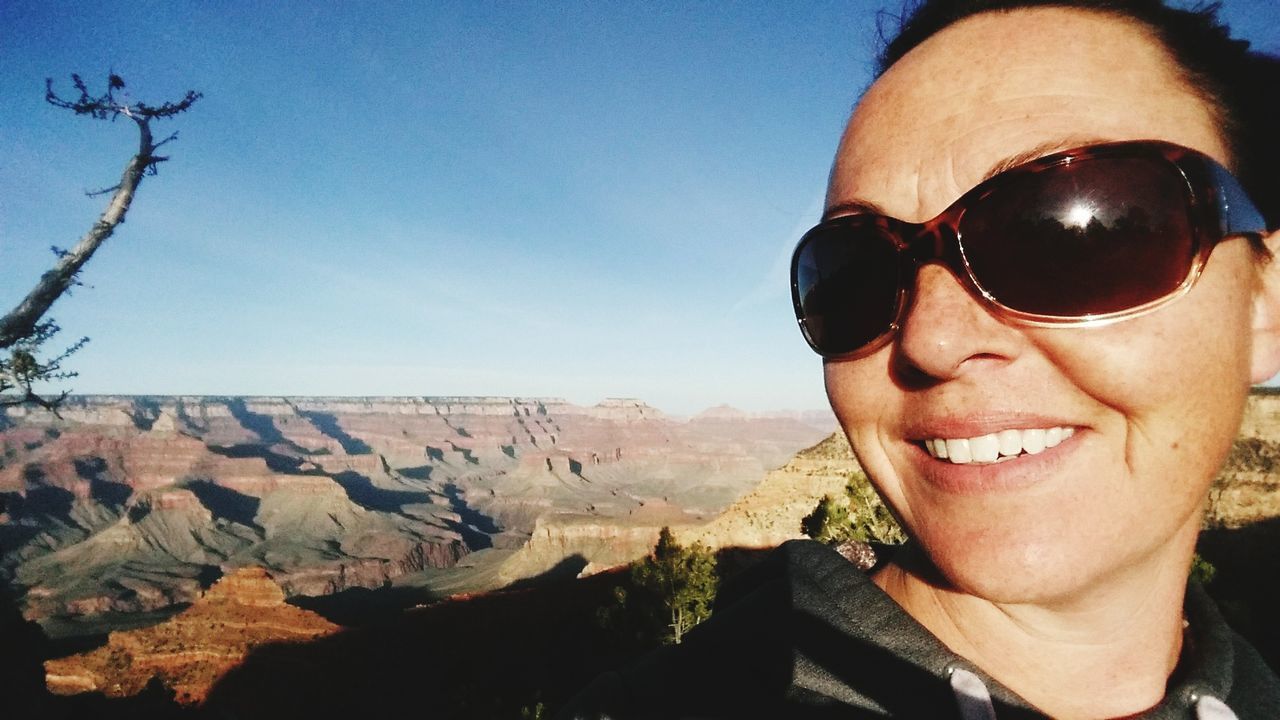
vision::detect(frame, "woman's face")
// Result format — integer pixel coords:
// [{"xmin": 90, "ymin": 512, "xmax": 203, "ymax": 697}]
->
[{"xmin": 825, "ymin": 7, "xmax": 1277, "ymax": 604}]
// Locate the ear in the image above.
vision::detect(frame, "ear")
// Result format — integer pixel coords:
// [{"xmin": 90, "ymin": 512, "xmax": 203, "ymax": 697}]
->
[{"xmin": 1251, "ymin": 230, "xmax": 1280, "ymax": 384}]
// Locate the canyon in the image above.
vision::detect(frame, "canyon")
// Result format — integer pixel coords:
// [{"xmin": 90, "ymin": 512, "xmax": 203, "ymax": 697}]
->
[
  {"xmin": 0, "ymin": 395, "xmax": 833, "ymax": 630},
  {"xmin": 5, "ymin": 392, "xmax": 1279, "ymax": 709}
]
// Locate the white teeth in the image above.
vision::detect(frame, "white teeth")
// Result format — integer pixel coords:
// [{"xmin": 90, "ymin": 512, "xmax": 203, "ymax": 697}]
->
[
  {"xmin": 969, "ymin": 434, "xmax": 999, "ymax": 463},
  {"xmin": 996, "ymin": 429, "xmax": 1021, "ymax": 456},
  {"xmin": 922, "ymin": 426, "xmax": 1075, "ymax": 464},
  {"xmin": 946, "ymin": 438, "xmax": 972, "ymax": 464},
  {"xmin": 1022, "ymin": 428, "xmax": 1046, "ymax": 455},
  {"xmin": 1045, "ymin": 427, "xmax": 1063, "ymax": 448}
]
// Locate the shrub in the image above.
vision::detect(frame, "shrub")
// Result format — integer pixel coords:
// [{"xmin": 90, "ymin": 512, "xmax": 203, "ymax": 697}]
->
[
  {"xmin": 1190, "ymin": 553, "xmax": 1217, "ymax": 585},
  {"xmin": 801, "ymin": 471, "xmax": 906, "ymax": 546},
  {"xmin": 597, "ymin": 527, "xmax": 719, "ymax": 647}
]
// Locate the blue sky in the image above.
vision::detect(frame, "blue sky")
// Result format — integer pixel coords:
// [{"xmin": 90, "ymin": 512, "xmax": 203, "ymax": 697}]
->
[{"xmin": 1, "ymin": 2, "xmax": 1277, "ymax": 415}]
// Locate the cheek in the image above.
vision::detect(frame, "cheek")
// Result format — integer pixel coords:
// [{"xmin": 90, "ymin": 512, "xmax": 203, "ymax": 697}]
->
[
  {"xmin": 1028, "ymin": 254, "xmax": 1254, "ymax": 475},
  {"xmin": 824, "ymin": 357, "xmax": 871, "ymax": 418},
  {"xmin": 825, "ymin": 360, "xmax": 887, "ymax": 452},
  {"xmin": 824, "ymin": 360, "xmax": 880, "ymax": 453},
  {"xmin": 823, "ymin": 358, "xmax": 914, "ymax": 512},
  {"xmin": 1051, "ymin": 262, "xmax": 1250, "ymax": 396}
]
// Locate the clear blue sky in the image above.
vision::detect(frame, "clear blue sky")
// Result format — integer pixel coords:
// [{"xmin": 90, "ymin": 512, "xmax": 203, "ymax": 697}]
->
[{"xmin": 1, "ymin": 2, "xmax": 1276, "ymax": 415}]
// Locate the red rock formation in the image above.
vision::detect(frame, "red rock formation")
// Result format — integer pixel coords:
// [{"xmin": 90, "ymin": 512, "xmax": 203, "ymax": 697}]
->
[{"xmin": 44, "ymin": 567, "xmax": 340, "ymax": 704}]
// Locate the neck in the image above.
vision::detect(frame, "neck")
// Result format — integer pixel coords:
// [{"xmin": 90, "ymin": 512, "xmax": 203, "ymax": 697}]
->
[{"xmin": 874, "ymin": 531, "xmax": 1198, "ymax": 719}]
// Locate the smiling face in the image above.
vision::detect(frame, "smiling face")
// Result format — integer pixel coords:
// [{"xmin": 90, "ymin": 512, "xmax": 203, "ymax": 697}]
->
[{"xmin": 825, "ymin": 7, "xmax": 1271, "ymax": 604}]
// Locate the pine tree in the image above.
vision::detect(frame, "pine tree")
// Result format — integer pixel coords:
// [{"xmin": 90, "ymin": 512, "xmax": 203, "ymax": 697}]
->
[
  {"xmin": 801, "ymin": 471, "xmax": 906, "ymax": 546},
  {"xmin": 620, "ymin": 527, "xmax": 719, "ymax": 645},
  {"xmin": 800, "ymin": 494, "xmax": 850, "ymax": 544}
]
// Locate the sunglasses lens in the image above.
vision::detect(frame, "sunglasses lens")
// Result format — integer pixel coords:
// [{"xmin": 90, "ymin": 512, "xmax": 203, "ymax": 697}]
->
[
  {"xmin": 960, "ymin": 156, "xmax": 1197, "ymax": 317},
  {"xmin": 792, "ymin": 220, "xmax": 901, "ymax": 356}
]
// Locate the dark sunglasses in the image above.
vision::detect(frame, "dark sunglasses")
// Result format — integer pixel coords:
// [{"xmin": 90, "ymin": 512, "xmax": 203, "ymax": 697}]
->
[{"xmin": 790, "ymin": 140, "xmax": 1268, "ymax": 359}]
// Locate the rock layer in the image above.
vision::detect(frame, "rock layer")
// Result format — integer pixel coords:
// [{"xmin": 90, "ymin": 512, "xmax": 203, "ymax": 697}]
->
[
  {"xmin": 1, "ymin": 395, "xmax": 832, "ymax": 624},
  {"xmin": 498, "ymin": 432, "xmax": 861, "ymax": 581}
]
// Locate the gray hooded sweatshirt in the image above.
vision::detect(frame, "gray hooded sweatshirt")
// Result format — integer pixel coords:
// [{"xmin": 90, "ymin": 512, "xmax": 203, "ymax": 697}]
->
[{"xmin": 558, "ymin": 540, "xmax": 1280, "ymax": 719}]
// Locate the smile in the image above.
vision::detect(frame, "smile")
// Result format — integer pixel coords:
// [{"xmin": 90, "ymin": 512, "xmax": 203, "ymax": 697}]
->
[{"xmin": 921, "ymin": 427, "xmax": 1076, "ymax": 464}]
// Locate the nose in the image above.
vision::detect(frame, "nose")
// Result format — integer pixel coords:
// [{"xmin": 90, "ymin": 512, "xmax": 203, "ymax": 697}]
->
[{"xmin": 894, "ymin": 263, "xmax": 1024, "ymax": 380}]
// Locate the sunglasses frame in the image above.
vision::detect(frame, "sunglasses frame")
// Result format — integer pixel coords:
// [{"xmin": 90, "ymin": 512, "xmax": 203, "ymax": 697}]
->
[{"xmin": 790, "ymin": 140, "xmax": 1267, "ymax": 360}]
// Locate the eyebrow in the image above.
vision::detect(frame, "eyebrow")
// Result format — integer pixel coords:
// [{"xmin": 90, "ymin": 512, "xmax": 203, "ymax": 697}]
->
[
  {"xmin": 822, "ymin": 136, "xmax": 1113, "ymax": 222},
  {"xmin": 977, "ymin": 136, "xmax": 1112, "ymax": 184},
  {"xmin": 822, "ymin": 199, "xmax": 888, "ymax": 222}
]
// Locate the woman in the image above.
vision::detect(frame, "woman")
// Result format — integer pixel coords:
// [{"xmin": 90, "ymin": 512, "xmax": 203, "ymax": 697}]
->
[{"xmin": 561, "ymin": 1, "xmax": 1280, "ymax": 717}]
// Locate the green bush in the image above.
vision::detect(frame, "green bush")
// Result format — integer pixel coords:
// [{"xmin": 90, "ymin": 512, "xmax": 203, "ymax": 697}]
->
[
  {"xmin": 1190, "ymin": 553, "xmax": 1217, "ymax": 585},
  {"xmin": 801, "ymin": 472, "xmax": 905, "ymax": 546},
  {"xmin": 597, "ymin": 527, "xmax": 718, "ymax": 647}
]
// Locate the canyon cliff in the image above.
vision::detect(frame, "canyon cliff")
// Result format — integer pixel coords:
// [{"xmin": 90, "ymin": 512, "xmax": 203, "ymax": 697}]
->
[{"xmin": 0, "ymin": 395, "xmax": 832, "ymax": 628}]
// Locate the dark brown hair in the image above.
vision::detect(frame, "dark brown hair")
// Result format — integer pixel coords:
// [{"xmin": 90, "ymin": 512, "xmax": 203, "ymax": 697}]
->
[{"xmin": 877, "ymin": 0, "xmax": 1280, "ymax": 229}]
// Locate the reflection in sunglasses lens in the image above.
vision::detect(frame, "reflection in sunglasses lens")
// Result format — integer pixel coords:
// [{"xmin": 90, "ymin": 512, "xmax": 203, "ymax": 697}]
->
[{"xmin": 961, "ymin": 157, "xmax": 1196, "ymax": 317}]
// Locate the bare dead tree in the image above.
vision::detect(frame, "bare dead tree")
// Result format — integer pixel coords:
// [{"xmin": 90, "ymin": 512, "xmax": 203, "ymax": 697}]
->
[{"xmin": 0, "ymin": 74, "xmax": 200, "ymax": 411}]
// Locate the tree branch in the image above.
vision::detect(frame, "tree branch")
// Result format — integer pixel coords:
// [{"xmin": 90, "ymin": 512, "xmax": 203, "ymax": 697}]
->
[
  {"xmin": 0, "ymin": 75, "xmax": 200, "ymax": 351},
  {"xmin": 0, "ymin": 388, "xmax": 70, "ymax": 417},
  {"xmin": 85, "ymin": 183, "xmax": 123, "ymax": 198},
  {"xmin": 153, "ymin": 130, "xmax": 179, "ymax": 150},
  {"xmin": 0, "ymin": 127, "xmax": 150, "ymax": 349}
]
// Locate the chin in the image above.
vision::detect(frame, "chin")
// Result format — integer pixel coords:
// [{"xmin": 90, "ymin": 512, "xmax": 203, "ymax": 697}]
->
[
  {"xmin": 895, "ymin": 488, "xmax": 1083, "ymax": 600},
  {"xmin": 929, "ymin": 539, "xmax": 1098, "ymax": 605},
  {"xmin": 917, "ymin": 512, "xmax": 1200, "ymax": 607}
]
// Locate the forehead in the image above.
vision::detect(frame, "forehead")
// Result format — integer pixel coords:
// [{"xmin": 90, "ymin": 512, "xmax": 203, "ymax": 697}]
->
[{"xmin": 827, "ymin": 7, "xmax": 1227, "ymax": 221}]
